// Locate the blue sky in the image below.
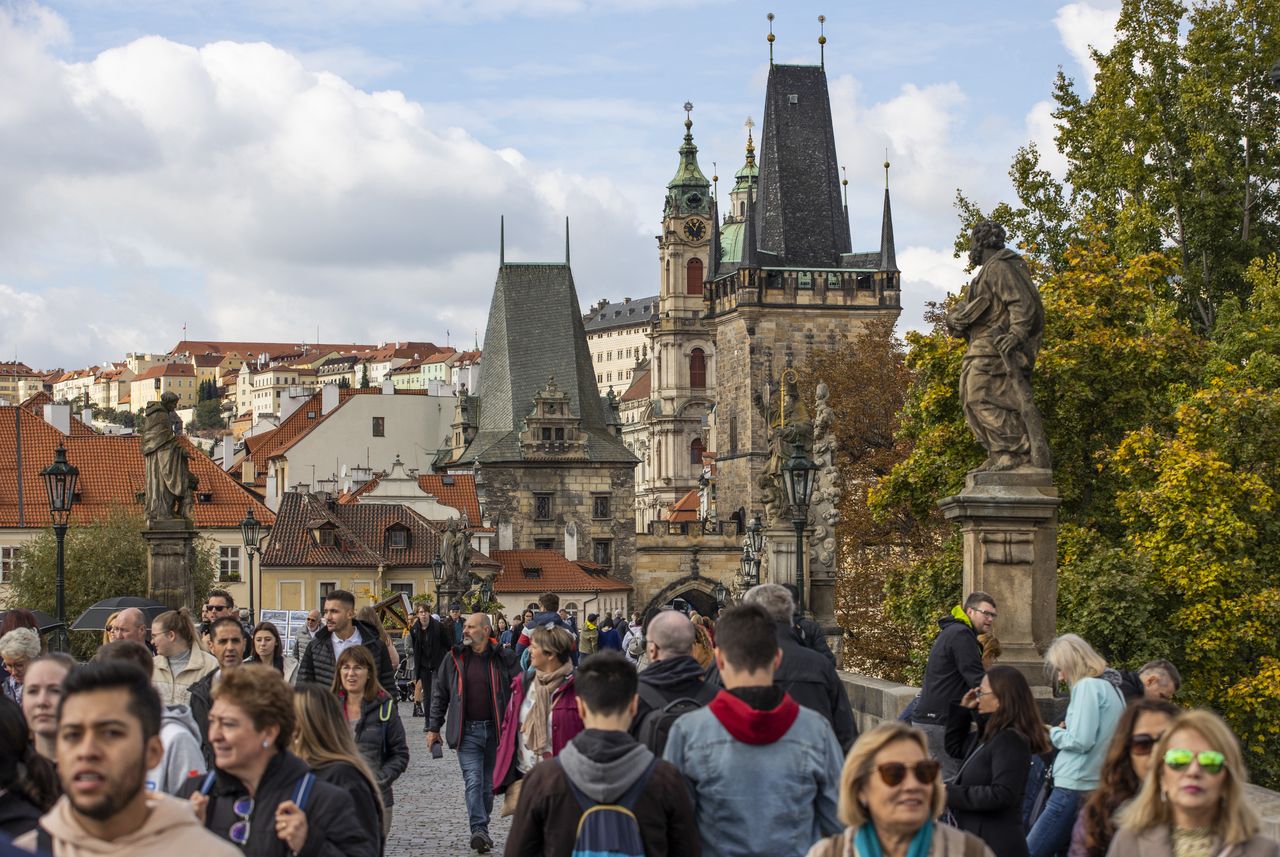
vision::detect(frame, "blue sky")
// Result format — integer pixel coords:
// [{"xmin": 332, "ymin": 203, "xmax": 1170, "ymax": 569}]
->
[{"xmin": 0, "ymin": 0, "xmax": 1120, "ymax": 369}]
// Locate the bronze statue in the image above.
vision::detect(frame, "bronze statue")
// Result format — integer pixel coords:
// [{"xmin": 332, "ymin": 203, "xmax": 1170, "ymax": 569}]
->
[
  {"xmin": 753, "ymin": 360, "xmax": 814, "ymax": 524},
  {"xmin": 140, "ymin": 392, "xmax": 196, "ymax": 522},
  {"xmin": 946, "ymin": 221, "xmax": 1050, "ymax": 471}
]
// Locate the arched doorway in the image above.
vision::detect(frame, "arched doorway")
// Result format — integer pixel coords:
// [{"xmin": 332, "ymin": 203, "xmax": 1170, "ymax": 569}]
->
[
  {"xmin": 668, "ymin": 588, "xmax": 718, "ymax": 617},
  {"xmin": 643, "ymin": 575, "xmax": 723, "ymax": 618}
]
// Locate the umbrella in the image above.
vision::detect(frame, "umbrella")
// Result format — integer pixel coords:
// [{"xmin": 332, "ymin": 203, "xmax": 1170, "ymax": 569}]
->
[
  {"xmin": 71, "ymin": 596, "xmax": 169, "ymax": 632},
  {"xmin": 0, "ymin": 609, "xmax": 62, "ymax": 633}
]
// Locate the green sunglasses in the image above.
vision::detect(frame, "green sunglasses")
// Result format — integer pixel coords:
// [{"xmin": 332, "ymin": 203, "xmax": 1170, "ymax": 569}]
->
[{"xmin": 1164, "ymin": 748, "xmax": 1226, "ymax": 774}]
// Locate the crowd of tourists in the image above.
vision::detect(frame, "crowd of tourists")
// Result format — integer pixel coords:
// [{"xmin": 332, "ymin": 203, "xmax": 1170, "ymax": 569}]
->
[{"xmin": 0, "ymin": 584, "xmax": 1276, "ymax": 857}]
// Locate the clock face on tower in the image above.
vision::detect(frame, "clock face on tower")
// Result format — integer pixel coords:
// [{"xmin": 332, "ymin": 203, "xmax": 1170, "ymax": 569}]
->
[{"xmin": 683, "ymin": 218, "xmax": 706, "ymax": 241}]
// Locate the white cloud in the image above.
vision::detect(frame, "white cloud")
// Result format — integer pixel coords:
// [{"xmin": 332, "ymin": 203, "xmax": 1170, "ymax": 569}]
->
[
  {"xmin": 1054, "ymin": 1, "xmax": 1120, "ymax": 88},
  {"xmin": 1026, "ymin": 99, "xmax": 1069, "ymax": 180},
  {"xmin": 896, "ymin": 246, "xmax": 969, "ymax": 334},
  {"xmin": 0, "ymin": 4, "xmax": 651, "ymax": 368}
]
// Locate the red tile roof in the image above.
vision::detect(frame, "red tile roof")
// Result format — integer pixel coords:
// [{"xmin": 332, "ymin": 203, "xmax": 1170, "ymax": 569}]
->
[
  {"xmin": 192, "ymin": 354, "xmax": 225, "ymax": 368},
  {"xmin": 668, "ymin": 488, "xmax": 700, "ymax": 522},
  {"xmin": 133, "ymin": 363, "xmax": 195, "ymax": 381},
  {"xmin": 0, "ymin": 406, "xmax": 273, "ymax": 528},
  {"xmin": 343, "ymin": 472, "xmax": 484, "ymax": 524},
  {"xmin": 620, "ymin": 364, "xmax": 650, "ymax": 403},
  {"xmin": 171, "ymin": 341, "xmax": 377, "ymax": 358},
  {"xmin": 19, "ymin": 394, "xmax": 97, "ymax": 437},
  {"xmin": 490, "ymin": 550, "xmax": 631, "ymax": 593}
]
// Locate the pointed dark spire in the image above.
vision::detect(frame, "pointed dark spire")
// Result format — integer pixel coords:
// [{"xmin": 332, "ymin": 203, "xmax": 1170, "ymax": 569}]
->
[
  {"xmin": 879, "ymin": 159, "xmax": 898, "ymax": 272},
  {"xmin": 742, "ymin": 184, "xmax": 758, "ymax": 268},
  {"xmin": 710, "ymin": 193, "xmax": 722, "ymax": 275}
]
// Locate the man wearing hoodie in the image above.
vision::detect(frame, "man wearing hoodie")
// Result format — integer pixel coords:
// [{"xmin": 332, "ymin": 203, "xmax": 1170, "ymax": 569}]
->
[
  {"xmin": 910, "ymin": 591, "xmax": 995, "ymax": 780},
  {"xmin": 504, "ymin": 651, "xmax": 698, "ymax": 857},
  {"xmin": 296, "ymin": 589, "xmax": 396, "ymax": 692},
  {"xmin": 514, "ymin": 592, "xmax": 576, "ymax": 657},
  {"xmin": 14, "ymin": 660, "xmax": 239, "ymax": 857},
  {"xmin": 93, "ymin": 641, "xmax": 206, "ymax": 796},
  {"xmin": 629, "ymin": 610, "xmax": 717, "ymax": 749},
  {"xmin": 663, "ymin": 604, "xmax": 842, "ymax": 857}
]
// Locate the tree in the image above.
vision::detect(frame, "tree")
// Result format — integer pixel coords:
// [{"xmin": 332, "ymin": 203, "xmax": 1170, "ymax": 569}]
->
[
  {"xmin": 193, "ymin": 399, "xmax": 227, "ymax": 431},
  {"xmin": 4, "ymin": 506, "xmax": 216, "ymax": 659},
  {"xmin": 358, "ymin": 364, "xmax": 370, "ymax": 389},
  {"xmin": 197, "ymin": 379, "xmax": 220, "ymax": 402}
]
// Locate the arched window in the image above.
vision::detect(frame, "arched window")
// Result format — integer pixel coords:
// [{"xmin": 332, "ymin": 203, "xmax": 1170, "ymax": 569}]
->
[
  {"xmin": 686, "ymin": 258, "xmax": 703, "ymax": 296},
  {"xmin": 690, "ymin": 437, "xmax": 704, "ymax": 465},
  {"xmin": 688, "ymin": 348, "xmax": 706, "ymax": 389}
]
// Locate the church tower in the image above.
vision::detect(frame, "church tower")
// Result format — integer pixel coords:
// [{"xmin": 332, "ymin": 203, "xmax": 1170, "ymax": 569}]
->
[{"xmin": 639, "ymin": 103, "xmax": 716, "ymax": 531}]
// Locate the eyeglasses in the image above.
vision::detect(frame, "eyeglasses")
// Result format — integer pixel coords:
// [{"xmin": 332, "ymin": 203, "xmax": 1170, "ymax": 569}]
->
[
  {"xmin": 1164, "ymin": 749, "xmax": 1226, "ymax": 775},
  {"xmin": 229, "ymin": 796, "xmax": 253, "ymax": 844},
  {"xmin": 206, "ymin": 604, "xmax": 228, "ymax": 612},
  {"xmin": 976, "ymin": 609, "xmax": 997, "ymax": 620},
  {"xmin": 1128, "ymin": 732, "xmax": 1164, "ymax": 756},
  {"xmin": 874, "ymin": 760, "xmax": 941, "ymax": 787}
]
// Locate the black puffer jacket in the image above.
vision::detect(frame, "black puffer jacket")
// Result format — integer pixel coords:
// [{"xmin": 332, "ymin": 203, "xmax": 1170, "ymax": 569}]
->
[
  {"xmin": 342, "ymin": 692, "xmax": 410, "ymax": 808},
  {"xmin": 312, "ymin": 760, "xmax": 383, "ymax": 854},
  {"xmin": 187, "ymin": 669, "xmax": 217, "ymax": 767},
  {"xmin": 297, "ymin": 620, "xmax": 395, "ymax": 693},
  {"xmin": 772, "ymin": 622, "xmax": 857, "ymax": 752},
  {"xmin": 912, "ymin": 612, "xmax": 985, "ymax": 726},
  {"xmin": 427, "ymin": 642, "xmax": 520, "ymax": 748},
  {"xmin": 178, "ymin": 750, "xmax": 377, "ymax": 857}
]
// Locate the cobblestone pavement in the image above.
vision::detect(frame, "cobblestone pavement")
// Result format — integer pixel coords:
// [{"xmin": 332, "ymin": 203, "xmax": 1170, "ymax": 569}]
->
[{"xmin": 384, "ymin": 701, "xmax": 513, "ymax": 856}]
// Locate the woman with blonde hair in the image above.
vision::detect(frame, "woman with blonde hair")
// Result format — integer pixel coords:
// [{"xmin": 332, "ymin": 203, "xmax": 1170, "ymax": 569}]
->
[
  {"xmin": 293, "ymin": 684, "xmax": 385, "ymax": 853},
  {"xmin": 808, "ymin": 720, "xmax": 994, "ymax": 856},
  {"xmin": 1107, "ymin": 709, "xmax": 1278, "ymax": 856},
  {"xmin": 357, "ymin": 605, "xmax": 400, "ymax": 672},
  {"xmin": 1027, "ymin": 634, "xmax": 1126, "ymax": 857},
  {"xmin": 100, "ymin": 610, "xmax": 120, "ymax": 647},
  {"xmin": 152, "ymin": 607, "xmax": 219, "ymax": 705}
]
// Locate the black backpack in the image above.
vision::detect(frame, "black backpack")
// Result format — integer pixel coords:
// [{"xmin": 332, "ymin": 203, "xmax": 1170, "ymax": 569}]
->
[{"xmin": 634, "ymin": 680, "xmax": 719, "ymax": 755}]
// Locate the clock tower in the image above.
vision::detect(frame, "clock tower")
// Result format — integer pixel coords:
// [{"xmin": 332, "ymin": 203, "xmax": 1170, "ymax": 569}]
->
[{"xmin": 637, "ymin": 103, "xmax": 716, "ymax": 530}]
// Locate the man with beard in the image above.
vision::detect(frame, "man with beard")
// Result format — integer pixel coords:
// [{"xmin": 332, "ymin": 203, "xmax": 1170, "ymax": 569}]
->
[
  {"xmin": 187, "ymin": 617, "xmax": 246, "ymax": 766},
  {"xmin": 13, "ymin": 660, "xmax": 237, "ymax": 856}
]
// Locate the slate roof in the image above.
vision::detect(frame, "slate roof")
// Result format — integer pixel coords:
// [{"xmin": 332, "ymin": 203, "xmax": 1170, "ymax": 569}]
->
[
  {"xmin": 756, "ymin": 64, "xmax": 851, "ymax": 268},
  {"xmin": 262, "ymin": 491, "xmax": 498, "ymax": 570},
  {"xmin": 490, "ymin": 549, "xmax": 631, "ymax": 594},
  {"xmin": 459, "ymin": 263, "xmax": 636, "ymax": 465},
  {"xmin": 0, "ymin": 406, "xmax": 273, "ymax": 528},
  {"xmin": 583, "ymin": 296, "xmax": 659, "ymax": 333}
]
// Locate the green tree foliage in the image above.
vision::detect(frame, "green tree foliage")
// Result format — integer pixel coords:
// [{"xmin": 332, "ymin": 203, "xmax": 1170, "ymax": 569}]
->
[
  {"xmin": 4, "ymin": 506, "xmax": 216, "ymax": 659},
  {"xmin": 193, "ymin": 399, "xmax": 227, "ymax": 430},
  {"xmin": 197, "ymin": 379, "xmax": 220, "ymax": 402}
]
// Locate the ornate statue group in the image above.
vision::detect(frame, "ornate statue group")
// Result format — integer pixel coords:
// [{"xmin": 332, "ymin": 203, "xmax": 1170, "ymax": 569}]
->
[{"xmin": 753, "ymin": 360, "xmax": 814, "ymax": 527}]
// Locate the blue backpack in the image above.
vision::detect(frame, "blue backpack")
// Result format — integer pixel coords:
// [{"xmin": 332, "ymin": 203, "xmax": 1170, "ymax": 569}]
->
[{"xmin": 562, "ymin": 758, "xmax": 657, "ymax": 857}]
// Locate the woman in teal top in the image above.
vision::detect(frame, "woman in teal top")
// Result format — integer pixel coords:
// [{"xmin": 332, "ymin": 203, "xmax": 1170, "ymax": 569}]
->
[{"xmin": 1027, "ymin": 634, "xmax": 1126, "ymax": 857}]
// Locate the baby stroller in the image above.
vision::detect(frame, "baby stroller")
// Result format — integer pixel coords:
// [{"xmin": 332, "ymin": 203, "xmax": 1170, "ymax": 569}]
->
[{"xmin": 393, "ymin": 640, "xmax": 414, "ymax": 702}]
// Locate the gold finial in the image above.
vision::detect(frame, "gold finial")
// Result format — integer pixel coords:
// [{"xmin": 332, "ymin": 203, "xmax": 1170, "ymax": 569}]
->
[
  {"xmin": 841, "ymin": 165, "xmax": 849, "ymax": 209},
  {"xmin": 744, "ymin": 116, "xmax": 756, "ymax": 165},
  {"xmin": 712, "ymin": 161, "xmax": 719, "ymax": 195},
  {"xmin": 818, "ymin": 15, "xmax": 826, "ymax": 67},
  {"xmin": 767, "ymin": 12, "xmax": 775, "ymax": 65},
  {"xmin": 884, "ymin": 148, "xmax": 891, "ymax": 187},
  {"xmin": 683, "ymin": 100, "xmax": 694, "ymax": 132}
]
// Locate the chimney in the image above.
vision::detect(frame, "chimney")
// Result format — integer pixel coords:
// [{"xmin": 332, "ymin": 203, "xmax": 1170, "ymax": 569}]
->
[
  {"xmin": 81, "ymin": 408, "xmax": 93, "ymax": 426},
  {"xmin": 42, "ymin": 404, "xmax": 71, "ymax": 436},
  {"xmin": 381, "ymin": 379, "xmax": 395, "ymax": 395},
  {"xmin": 321, "ymin": 383, "xmax": 340, "ymax": 415},
  {"xmin": 498, "ymin": 519, "xmax": 513, "ymax": 551},
  {"xmin": 221, "ymin": 435, "xmax": 236, "ymax": 471}
]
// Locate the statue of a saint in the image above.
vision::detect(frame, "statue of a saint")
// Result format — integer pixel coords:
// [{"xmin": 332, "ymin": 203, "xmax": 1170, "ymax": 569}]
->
[
  {"xmin": 946, "ymin": 221, "xmax": 1050, "ymax": 471},
  {"xmin": 140, "ymin": 392, "xmax": 196, "ymax": 523},
  {"xmin": 439, "ymin": 518, "xmax": 472, "ymax": 589},
  {"xmin": 754, "ymin": 363, "xmax": 814, "ymax": 525}
]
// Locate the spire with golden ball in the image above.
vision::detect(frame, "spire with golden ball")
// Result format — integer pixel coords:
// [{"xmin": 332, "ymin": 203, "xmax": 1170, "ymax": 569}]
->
[
  {"xmin": 819, "ymin": 15, "xmax": 827, "ymax": 67},
  {"xmin": 767, "ymin": 12, "xmax": 775, "ymax": 65}
]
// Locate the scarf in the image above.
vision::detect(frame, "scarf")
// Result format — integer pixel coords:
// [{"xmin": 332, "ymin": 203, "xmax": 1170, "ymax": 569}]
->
[
  {"xmin": 521, "ymin": 660, "xmax": 573, "ymax": 759},
  {"xmin": 854, "ymin": 821, "xmax": 934, "ymax": 857}
]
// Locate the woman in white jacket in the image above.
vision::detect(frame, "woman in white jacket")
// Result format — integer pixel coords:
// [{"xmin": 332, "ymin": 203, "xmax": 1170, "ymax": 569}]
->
[{"xmin": 152, "ymin": 608, "xmax": 219, "ymax": 706}]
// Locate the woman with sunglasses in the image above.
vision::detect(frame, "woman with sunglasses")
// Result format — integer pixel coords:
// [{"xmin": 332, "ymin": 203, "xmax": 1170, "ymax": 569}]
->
[
  {"xmin": 1068, "ymin": 699, "xmax": 1180, "ymax": 857},
  {"xmin": 245, "ymin": 621, "xmax": 300, "ymax": 685},
  {"xmin": 181, "ymin": 663, "xmax": 377, "ymax": 856},
  {"xmin": 809, "ymin": 721, "xmax": 995, "ymax": 857},
  {"xmin": 1027, "ymin": 634, "xmax": 1126, "ymax": 857},
  {"xmin": 1107, "ymin": 708, "xmax": 1278, "ymax": 856},
  {"xmin": 944, "ymin": 666, "xmax": 1052, "ymax": 857},
  {"xmin": 333, "ymin": 645, "xmax": 409, "ymax": 839}
]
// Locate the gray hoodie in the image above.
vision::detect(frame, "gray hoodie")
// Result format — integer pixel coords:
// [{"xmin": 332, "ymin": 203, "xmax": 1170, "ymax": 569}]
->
[
  {"xmin": 556, "ymin": 728, "xmax": 654, "ymax": 803},
  {"xmin": 145, "ymin": 704, "xmax": 206, "ymax": 795}
]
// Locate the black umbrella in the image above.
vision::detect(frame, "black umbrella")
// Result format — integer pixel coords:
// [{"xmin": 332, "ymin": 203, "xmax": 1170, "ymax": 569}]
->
[
  {"xmin": 70, "ymin": 596, "xmax": 169, "ymax": 632},
  {"xmin": 0, "ymin": 609, "xmax": 62, "ymax": 633}
]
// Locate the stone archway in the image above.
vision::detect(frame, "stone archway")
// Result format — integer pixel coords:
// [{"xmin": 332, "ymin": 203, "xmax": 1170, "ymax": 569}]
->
[{"xmin": 642, "ymin": 575, "xmax": 720, "ymax": 618}]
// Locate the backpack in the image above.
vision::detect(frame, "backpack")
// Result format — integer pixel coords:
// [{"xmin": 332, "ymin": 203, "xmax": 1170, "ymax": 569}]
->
[
  {"xmin": 562, "ymin": 758, "xmax": 658, "ymax": 857},
  {"xmin": 634, "ymin": 680, "xmax": 719, "ymax": 755}
]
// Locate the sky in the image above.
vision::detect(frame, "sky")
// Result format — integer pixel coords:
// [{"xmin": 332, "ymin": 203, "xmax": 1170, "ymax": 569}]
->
[{"xmin": 0, "ymin": 0, "xmax": 1122, "ymax": 370}]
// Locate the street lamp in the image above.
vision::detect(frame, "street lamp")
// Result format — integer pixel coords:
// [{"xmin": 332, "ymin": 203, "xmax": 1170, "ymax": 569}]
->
[
  {"xmin": 739, "ymin": 548, "xmax": 755, "ymax": 588},
  {"xmin": 40, "ymin": 444, "xmax": 78, "ymax": 653},
  {"xmin": 431, "ymin": 553, "xmax": 446, "ymax": 609},
  {"xmin": 711, "ymin": 579, "xmax": 727, "ymax": 609},
  {"xmin": 782, "ymin": 450, "xmax": 817, "ymax": 616},
  {"xmin": 239, "ymin": 508, "xmax": 262, "ymax": 624}
]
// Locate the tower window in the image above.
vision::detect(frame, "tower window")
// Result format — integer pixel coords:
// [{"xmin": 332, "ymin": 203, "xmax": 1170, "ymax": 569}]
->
[
  {"xmin": 534, "ymin": 493, "xmax": 554, "ymax": 520},
  {"xmin": 690, "ymin": 437, "xmax": 704, "ymax": 465},
  {"xmin": 689, "ymin": 348, "xmax": 706, "ymax": 389},
  {"xmin": 687, "ymin": 258, "xmax": 704, "ymax": 296}
]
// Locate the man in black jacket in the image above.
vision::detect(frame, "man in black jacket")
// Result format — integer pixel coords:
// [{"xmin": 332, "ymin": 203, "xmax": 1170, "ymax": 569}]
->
[
  {"xmin": 628, "ymin": 610, "xmax": 718, "ymax": 748},
  {"xmin": 911, "ymin": 591, "xmax": 995, "ymax": 780},
  {"xmin": 296, "ymin": 590, "xmax": 395, "ymax": 692},
  {"xmin": 409, "ymin": 603, "xmax": 450, "ymax": 716},
  {"xmin": 188, "ymin": 616, "xmax": 247, "ymax": 766},
  {"xmin": 742, "ymin": 584, "xmax": 857, "ymax": 752},
  {"xmin": 425, "ymin": 613, "xmax": 519, "ymax": 854}
]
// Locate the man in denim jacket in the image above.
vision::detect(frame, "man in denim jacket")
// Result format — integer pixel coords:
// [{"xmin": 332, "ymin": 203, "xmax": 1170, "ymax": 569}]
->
[{"xmin": 663, "ymin": 604, "xmax": 843, "ymax": 857}]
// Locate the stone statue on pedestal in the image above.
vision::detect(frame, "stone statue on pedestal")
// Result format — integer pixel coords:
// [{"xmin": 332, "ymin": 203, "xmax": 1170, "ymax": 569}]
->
[
  {"xmin": 440, "ymin": 518, "xmax": 472, "ymax": 590},
  {"xmin": 753, "ymin": 364, "xmax": 813, "ymax": 526},
  {"xmin": 946, "ymin": 221, "xmax": 1050, "ymax": 471},
  {"xmin": 141, "ymin": 392, "xmax": 197, "ymax": 522},
  {"xmin": 808, "ymin": 381, "xmax": 840, "ymax": 571}
]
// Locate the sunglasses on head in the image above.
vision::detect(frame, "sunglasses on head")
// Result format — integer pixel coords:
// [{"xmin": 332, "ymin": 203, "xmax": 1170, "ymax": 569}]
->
[
  {"xmin": 874, "ymin": 759, "xmax": 941, "ymax": 787},
  {"xmin": 1164, "ymin": 748, "xmax": 1225, "ymax": 774},
  {"xmin": 1128, "ymin": 732, "xmax": 1164, "ymax": 756}
]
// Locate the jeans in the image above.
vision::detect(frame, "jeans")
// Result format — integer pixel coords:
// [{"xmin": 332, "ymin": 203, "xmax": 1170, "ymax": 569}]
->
[
  {"xmin": 1026, "ymin": 786, "xmax": 1087, "ymax": 857},
  {"xmin": 457, "ymin": 720, "xmax": 497, "ymax": 834},
  {"xmin": 916, "ymin": 722, "xmax": 961, "ymax": 782}
]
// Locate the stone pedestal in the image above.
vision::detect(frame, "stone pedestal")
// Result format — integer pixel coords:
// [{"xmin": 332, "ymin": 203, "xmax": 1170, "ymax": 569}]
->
[
  {"xmin": 763, "ymin": 524, "xmax": 824, "ymax": 615},
  {"xmin": 937, "ymin": 469, "xmax": 1060, "ymax": 688},
  {"xmin": 143, "ymin": 518, "xmax": 197, "ymax": 610}
]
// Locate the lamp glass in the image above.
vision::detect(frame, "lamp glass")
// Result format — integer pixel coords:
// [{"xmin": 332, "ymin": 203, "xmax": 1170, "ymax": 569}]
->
[
  {"xmin": 431, "ymin": 556, "xmax": 445, "ymax": 584},
  {"xmin": 240, "ymin": 509, "xmax": 261, "ymax": 550},
  {"xmin": 41, "ymin": 446, "xmax": 79, "ymax": 517}
]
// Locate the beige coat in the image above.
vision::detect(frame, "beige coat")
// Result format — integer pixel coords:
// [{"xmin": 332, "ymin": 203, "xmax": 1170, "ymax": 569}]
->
[
  {"xmin": 807, "ymin": 823, "xmax": 997, "ymax": 857},
  {"xmin": 1106, "ymin": 826, "xmax": 1280, "ymax": 857},
  {"xmin": 15, "ymin": 793, "xmax": 239, "ymax": 856},
  {"xmin": 152, "ymin": 646, "xmax": 219, "ymax": 707}
]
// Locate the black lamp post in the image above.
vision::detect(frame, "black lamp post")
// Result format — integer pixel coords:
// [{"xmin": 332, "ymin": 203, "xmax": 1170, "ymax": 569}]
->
[
  {"xmin": 783, "ymin": 450, "xmax": 816, "ymax": 616},
  {"xmin": 712, "ymin": 579, "xmax": 727, "ymax": 609},
  {"xmin": 739, "ymin": 548, "xmax": 754, "ymax": 591},
  {"xmin": 41, "ymin": 444, "xmax": 79, "ymax": 654},
  {"xmin": 430, "ymin": 553, "xmax": 446, "ymax": 609},
  {"xmin": 746, "ymin": 512, "xmax": 764, "ymax": 587},
  {"xmin": 239, "ymin": 508, "xmax": 262, "ymax": 624}
]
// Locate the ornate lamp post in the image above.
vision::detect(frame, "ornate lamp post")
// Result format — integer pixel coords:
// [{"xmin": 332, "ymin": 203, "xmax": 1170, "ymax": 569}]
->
[
  {"xmin": 711, "ymin": 579, "xmax": 727, "ymax": 611},
  {"xmin": 783, "ymin": 450, "xmax": 817, "ymax": 616},
  {"xmin": 430, "ymin": 553, "xmax": 446, "ymax": 610},
  {"xmin": 40, "ymin": 444, "xmax": 79, "ymax": 654},
  {"xmin": 239, "ymin": 508, "xmax": 262, "ymax": 624},
  {"xmin": 746, "ymin": 512, "xmax": 764, "ymax": 586}
]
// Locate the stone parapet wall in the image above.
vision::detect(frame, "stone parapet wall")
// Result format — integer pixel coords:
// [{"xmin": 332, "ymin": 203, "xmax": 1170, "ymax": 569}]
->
[{"xmin": 836, "ymin": 671, "xmax": 1280, "ymax": 841}]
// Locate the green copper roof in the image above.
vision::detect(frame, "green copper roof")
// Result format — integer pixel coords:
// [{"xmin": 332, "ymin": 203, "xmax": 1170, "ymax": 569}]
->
[
  {"xmin": 667, "ymin": 118, "xmax": 710, "ymax": 192},
  {"xmin": 733, "ymin": 129, "xmax": 758, "ymax": 190},
  {"xmin": 720, "ymin": 221, "xmax": 744, "ymax": 265}
]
